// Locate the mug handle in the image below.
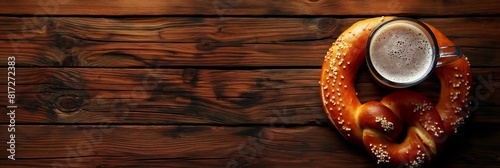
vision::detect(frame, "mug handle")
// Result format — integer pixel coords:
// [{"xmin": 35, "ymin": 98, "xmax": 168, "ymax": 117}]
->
[{"xmin": 436, "ymin": 46, "xmax": 463, "ymax": 67}]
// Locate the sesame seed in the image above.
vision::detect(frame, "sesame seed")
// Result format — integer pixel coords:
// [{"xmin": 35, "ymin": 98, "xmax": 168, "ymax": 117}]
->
[
  {"xmin": 371, "ymin": 143, "xmax": 390, "ymax": 164},
  {"xmin": 342, "ymin": 126, "xmax": 351, "ymax": 131},
  {"xmin": 375, "ymin": 117, "xmax": 394, "ymax": 132}
]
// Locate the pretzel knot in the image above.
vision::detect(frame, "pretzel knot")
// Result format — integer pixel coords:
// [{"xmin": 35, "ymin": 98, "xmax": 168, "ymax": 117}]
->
[{"xmin": 319, "ymin": 17, "xmax": 474, "ymax": 167}]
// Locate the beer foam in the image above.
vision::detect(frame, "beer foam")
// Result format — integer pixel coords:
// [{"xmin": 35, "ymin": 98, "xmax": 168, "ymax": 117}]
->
[{"xmin": 369, "ymin": 22, "xmax": 433, "ymax": 84}]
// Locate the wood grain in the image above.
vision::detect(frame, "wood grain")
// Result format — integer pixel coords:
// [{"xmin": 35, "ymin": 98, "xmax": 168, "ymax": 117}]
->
[
  {"xmin": 2, "ymin": 17, "xmax": 496, "ymax": 44},
  {"xmin": 1, "ymin": 68, "xmax": 498, "ymax": 125},
  {"xmin": 1, "ymin": 17, "xmax": 497, "ymax": 45},
  {"xmin": 0, "ymin": 2, "xmax": 498, "ymax": 167},
  {"xmin": 0, "ymin": 124, "xmax": 498, "ymax": 167},
  {"xmin": 0, "ymin": 17, "xmax": 498, "ymax": 67},
  {"xmin": 1, "ymin": 40, "xmax": 498, "ymax": 67},
  {"xmin": 0, "ymin": 0, "xmax": 498, "ymax": 16}
]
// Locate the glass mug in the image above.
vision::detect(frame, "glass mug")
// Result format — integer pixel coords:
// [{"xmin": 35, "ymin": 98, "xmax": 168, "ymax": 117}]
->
[{"xmin": 366, "ymin": 17, "xmax": 463, "ymax": 89}]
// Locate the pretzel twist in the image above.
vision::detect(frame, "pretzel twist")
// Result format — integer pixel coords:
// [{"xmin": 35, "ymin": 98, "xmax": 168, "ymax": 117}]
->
[{"xmin": 319, "ymin": 17, "xmax": 473, "ymax": 167}]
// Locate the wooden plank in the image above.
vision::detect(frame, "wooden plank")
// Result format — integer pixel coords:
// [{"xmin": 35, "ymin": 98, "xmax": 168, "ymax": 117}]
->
[
  {"xmin": 0, "ymin": 124, "xmax": 497, "ymax": 167},
  {"xmin": 0, "ymin": 0, "xmax": 498, "ymax": 16},
  {"xmin": 1, "ymin": 40, "xmax": 497, "ymax": 67},
  {"xmin": 421, "ymin": 17, "xmax": 500, "ymax": 48},
  {"xmin": 1, "ymin": 17, "xmax": 498, "ymax": 67},
  {"xmin": 1, "ymin": 17, "xmax": 497, "ymax": 44},
  {"xmin": 0, "ymin": 17, "xmax": 357, "ymax": 43},
  {"xmin": 1, "ymin": 68, "xmax": 498, "ymax": 124}
]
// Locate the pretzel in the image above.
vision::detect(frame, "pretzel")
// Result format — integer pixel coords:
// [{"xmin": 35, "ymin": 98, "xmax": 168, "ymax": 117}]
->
[{"xmin": 319, "ymin": 17, "xmax": 473, "ymax": 167}]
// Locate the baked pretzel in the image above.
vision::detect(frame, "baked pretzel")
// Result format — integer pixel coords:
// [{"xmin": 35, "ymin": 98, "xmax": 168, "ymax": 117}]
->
[{"xmin": 319, "ymin": 16, "xmax": 473, "ymax": 167}]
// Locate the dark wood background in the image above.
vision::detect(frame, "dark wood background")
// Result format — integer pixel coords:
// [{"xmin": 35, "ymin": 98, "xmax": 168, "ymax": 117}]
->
[{"xmin": 0, "ymin": 1, "xmax": 499, "ymax": 167}]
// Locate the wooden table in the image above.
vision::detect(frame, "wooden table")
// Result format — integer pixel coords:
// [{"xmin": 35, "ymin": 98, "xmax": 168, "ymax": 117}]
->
[{"xmin": 0, "ymin": 1, "xmax": 498, "ymax": 167}]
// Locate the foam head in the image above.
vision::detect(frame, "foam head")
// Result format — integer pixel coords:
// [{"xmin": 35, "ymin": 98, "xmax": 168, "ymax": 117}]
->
[{"xmin": 368, "ymin": 21, "xmax": 435, "ymax": 85}]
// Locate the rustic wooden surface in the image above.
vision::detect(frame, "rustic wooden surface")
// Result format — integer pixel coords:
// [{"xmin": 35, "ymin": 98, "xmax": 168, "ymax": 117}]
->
[{"xmin": 0, "ymin": 1, "xmax": 499, "ymax": 167}]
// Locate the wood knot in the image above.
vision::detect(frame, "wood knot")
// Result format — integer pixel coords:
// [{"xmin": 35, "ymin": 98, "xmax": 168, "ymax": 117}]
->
[
  {"xmin": 196, "ymin": 38, "xmax": 218, "ymax": 51},
  {"xmin": 37, "ymin": 17, "xmax": 56, "ymax": 34},
  {"xmin": 317, "ymin": 18, "xmax": 340, "ymax": 32},
  {"xmin": 61, "ymin": 55, "xmax": 81, "ymax": 66},
  {"xmin": 54, "ymin": 34, "xmax": 83, "ymax": 66},
  {"xmin": 217, "ymin": 25, "xmax": 224, "ymax": 33},
  {"xmin": 182, "ymin": 68, "xmax": 199, "ymax": 86},
  {"xmin": 55, "ymin": 34, "xmax": 77, "ymax": 51},
  {"xmin": 55, "ymin": 95, "xmax": 83, "ymax": 112}
]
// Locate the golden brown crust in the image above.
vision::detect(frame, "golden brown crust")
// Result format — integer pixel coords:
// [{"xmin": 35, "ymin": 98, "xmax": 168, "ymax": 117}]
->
[{"xmin": 319, "ymin": 16, "xmax": 473, "ymax": 167}]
